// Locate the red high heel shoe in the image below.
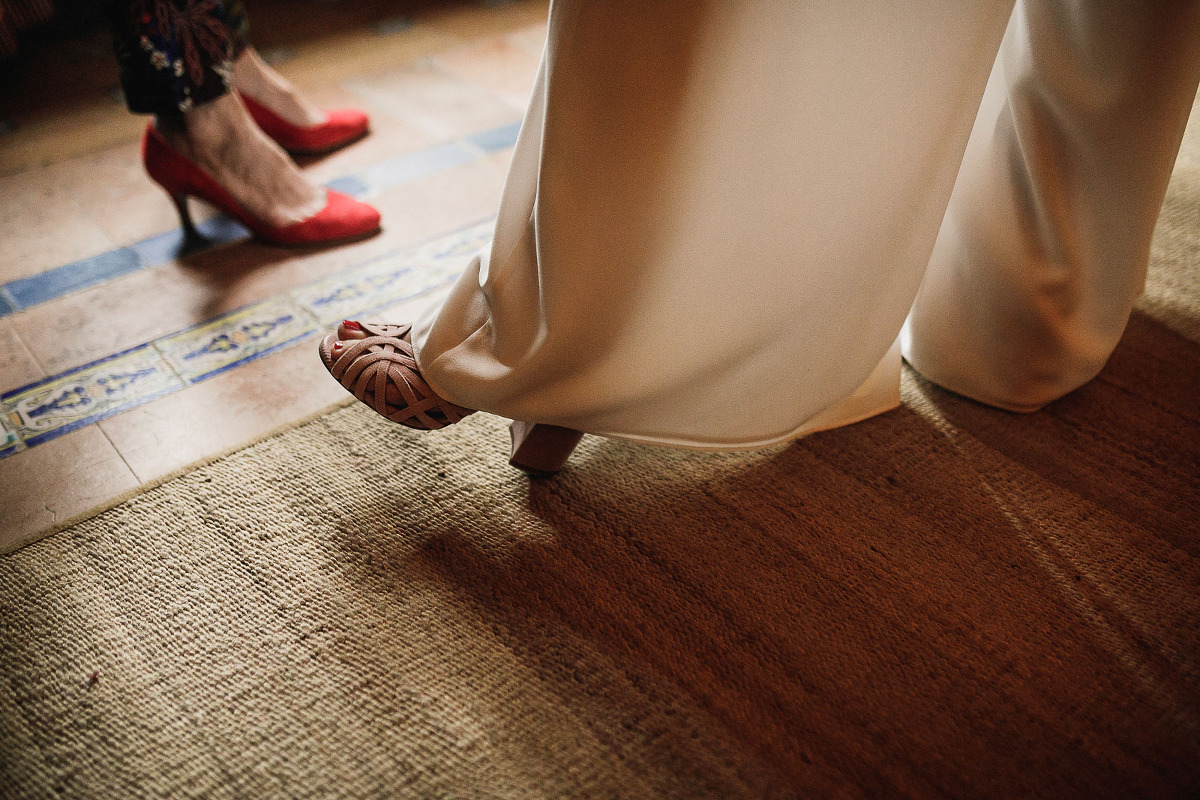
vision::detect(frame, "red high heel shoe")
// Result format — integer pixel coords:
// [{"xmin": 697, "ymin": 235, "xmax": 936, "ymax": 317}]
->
[
  {"xmin": 142, "ymin": 124, "xmax": 381, "ymax": 247},
  {"xmin": 241, "ymin": 94, "xmax": 370, "ymax": 156}
]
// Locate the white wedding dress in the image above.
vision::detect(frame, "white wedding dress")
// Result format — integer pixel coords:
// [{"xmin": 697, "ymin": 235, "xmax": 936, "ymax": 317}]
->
[{"xmin": 410, "ymin": 0, "xmax": 1200, "ymax": 449}]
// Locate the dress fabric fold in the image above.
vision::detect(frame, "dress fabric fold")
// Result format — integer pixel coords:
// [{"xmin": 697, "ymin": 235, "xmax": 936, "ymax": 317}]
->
[{"xmin": 411, "ymin": 0, "xmax": 1200, "ymax": 449}]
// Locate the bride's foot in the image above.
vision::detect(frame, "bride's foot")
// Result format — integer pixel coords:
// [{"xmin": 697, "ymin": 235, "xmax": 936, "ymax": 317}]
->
[
  {"xmin": 319, "ymin": 320, "xmax": 583, "ymax": 474},
  {"xmin": 156, "ymin": 92, "xmax": 324, "ymax": 229},
  {"xmin": 319, "ymin": 321, "xmax": 475, "ymax": 430},
  {"xmin": 234, "ymin": 47, "xmax": 370, "ymax": 155}
]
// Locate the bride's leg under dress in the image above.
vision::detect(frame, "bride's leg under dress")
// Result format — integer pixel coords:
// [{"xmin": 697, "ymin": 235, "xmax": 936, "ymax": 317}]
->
[
  {"xmin": 411, "ymin": 0, "xmax": 1016, "ymax": 449},
  {"xmin": 903, "ymin": 1, "xmax": 1200, "ymax": 411}
]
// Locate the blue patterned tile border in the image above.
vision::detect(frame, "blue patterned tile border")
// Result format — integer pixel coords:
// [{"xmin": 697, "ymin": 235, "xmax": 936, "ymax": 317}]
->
[
  {"xmin": 0, "ymin": 413, "xmax": 19, "ymax": 457},
  {"xmin": 157, "ymin": 297, "xmax": 317, "ymax": 383},
  {"xmin": 127, "ymin": 228, "xmax": 193, "ymax": 267},
  {"xmin": 293, "ymin": 220, "xmax": 492, "ymax": 324},
  {"xmin": 0, "ymin": 120, "xmax": 521, "ymax": 317},
  {"xmin": 410, "ymin": 220, "xmax": 495, "ymax": 263},
  {"xmin": 0, "ymin": 218, "xmax": 492, "ymax": 457},
  {"xmin": 3, "ymin": 346, "xmax": 184, "ymax": 448}
]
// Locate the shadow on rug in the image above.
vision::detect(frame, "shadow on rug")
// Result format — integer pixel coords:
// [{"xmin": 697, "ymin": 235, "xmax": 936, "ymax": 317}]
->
[{"xmin": 1, "ymin": 312, "xmax": 1197, "ymax": 797}]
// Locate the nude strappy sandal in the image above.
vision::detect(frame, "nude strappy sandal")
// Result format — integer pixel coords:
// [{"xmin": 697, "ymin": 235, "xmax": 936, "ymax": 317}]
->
[
  {"xmin": 318, "ymin": 321, "xmax": 474, "ymax": 429},
  {"xmin": 319, "ymin": 321, "xmax": 582, "ymax": 475}
]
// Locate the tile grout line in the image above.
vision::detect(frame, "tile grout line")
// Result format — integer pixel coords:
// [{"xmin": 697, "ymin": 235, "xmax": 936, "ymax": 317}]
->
[
  {"xmin": 96, "ymin": 423, "xmax": 141, "ymax": 484},
  {"xmin": 148, "ymin": 335, "xmax": 188, "ymax": 389}
]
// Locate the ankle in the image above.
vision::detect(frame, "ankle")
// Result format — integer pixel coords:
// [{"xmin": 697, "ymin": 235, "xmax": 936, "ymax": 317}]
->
[
  {"xmin": 154, "ymin": 95, "xmax": 240, "ymax": 169},
  {"xmin": 154, "ymin": 95, "xmax": 325, "ymax": 226},
  {"xmin": 153, "ymin": 112, "xmax": 189, "ymax": 156}
]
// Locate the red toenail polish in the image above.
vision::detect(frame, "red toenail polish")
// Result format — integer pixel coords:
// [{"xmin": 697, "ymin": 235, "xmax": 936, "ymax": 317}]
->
[
  {"xmin": 332, "ymin": 342, "xmax": 343, "ymax": 351},
  {"xmin": 342, "ymin": 320, "xmax": 362, "ymax": 331}
]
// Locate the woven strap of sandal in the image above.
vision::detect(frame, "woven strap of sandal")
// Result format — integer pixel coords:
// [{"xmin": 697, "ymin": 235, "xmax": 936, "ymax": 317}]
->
[{"xmin": 328, "ymin": 322, "xmax": 473, "ymax": 430}]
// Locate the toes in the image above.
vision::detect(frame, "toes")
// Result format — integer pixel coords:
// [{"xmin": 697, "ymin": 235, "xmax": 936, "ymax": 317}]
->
[
  {"xmin": 336, "ymin": 319, "xmax": 366, "ymax": 340},
  {"xmin": 329, "ymin": 320, "xmax": 366, "ymax": 358}
]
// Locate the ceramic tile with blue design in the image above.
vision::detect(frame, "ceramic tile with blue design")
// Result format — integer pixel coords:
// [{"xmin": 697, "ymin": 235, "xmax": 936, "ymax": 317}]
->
[
  {"xmin": 291, "ymin": 259, "xmax": 414, "ymax": 325},
  {"xmin": 294, "ymin": 239, "xmax": 469, "ymax": 325},
  {"xmin": 410, "ymin": 220, "xmax": 493, "ymax": 267},
  {"xmin": 292, "ymin": 221, "xmax": 492, "ymax": 323},
  {"xmin": 3, "ymin": 346, "xmax": 183, "ymax": 447},
  {"xmin": 0, "ymin": 412, "xmax": 21, "ymax": 457},
  {"xmin": 156, "ymin": 296, "xmax": 316, "ymax": 383}
]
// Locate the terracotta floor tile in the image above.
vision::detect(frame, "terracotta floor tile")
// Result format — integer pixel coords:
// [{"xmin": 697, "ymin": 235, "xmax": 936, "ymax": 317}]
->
[
  {"xmin": 430, "ymin": 34, "xmax": 543, "ymax": 107},
  {"xmin": 0, "ymin": 317, "xmax": 45, "ymax": 395},
  {"xmin": 12, "ymin": 266, "xmax": 216, "ymax": 375},
  {"xmin": 345, "ymin": 60, "xmax": 524, "ymax": 141},
  {"xmin": 364, "ymin": 153, "xmax": 508, "ymax": 246},
  {"xmin": 506, "ymin": 21, "xmax": 550, "ymax": 56},
  {"xmin": 99, "ymin": 338, "xmax": 347, "ymax": 485},
  {"xmin": 269, "ymin": 26, "xmax": 459, "ymax": 96},
  {"xmin": 0, "ymin": 424, "xmax": 140, "ymax": 554},
  {"xmin": 0, "ymin": 100, "xmax": 144, "ymax": 175},
  {"xmin": 65, "ymin": 141, "xmax": 185, "ymax": 248},
  {"xmin": 420, "ymin": 0, "xmax": 549, "ymax": 40},
  {"xmin": 0, "ymin": 167, "xmax": 117, "ymax": 283},
  {"xmin": 0, "ymin": 138, "xmax": 183, "ymax": 256},
  {"xmin": 298, "ymin": 110, "xmax": 434, "ymax": 187}
]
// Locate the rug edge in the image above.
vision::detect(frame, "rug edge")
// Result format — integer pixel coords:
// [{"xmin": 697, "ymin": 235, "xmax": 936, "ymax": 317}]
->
[{"xmin": 0, "ymin": 396, "xmax": 358, "ymax": 557}]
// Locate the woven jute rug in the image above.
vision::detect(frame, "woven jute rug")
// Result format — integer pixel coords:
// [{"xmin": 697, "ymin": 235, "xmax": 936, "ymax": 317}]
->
[{"xmin": 3, "ymin": 115, "xmax": 1200, "ymax": 800}]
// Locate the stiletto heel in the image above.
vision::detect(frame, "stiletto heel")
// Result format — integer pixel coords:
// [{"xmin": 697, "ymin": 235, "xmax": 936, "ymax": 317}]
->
[
  {"xmin": 508, "ymin": 421, "xmax": 583, "ymax": 477},
  {"xmin": 168, "ymin": 192, "xmax": 198, "ymax": 238},
  {"xmin": 141, "ymin": 123, "xmax": 380, "ymax": 247}
]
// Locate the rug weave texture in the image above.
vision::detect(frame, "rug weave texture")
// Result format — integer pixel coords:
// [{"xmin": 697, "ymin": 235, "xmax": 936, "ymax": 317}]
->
[
  {"xmin": 2, "ymin": 107, "xmax": 1200, "ymax": 800},
  {"xmin": 2, "ymin": 362, "xmax": 1199, "ymax": 798}
]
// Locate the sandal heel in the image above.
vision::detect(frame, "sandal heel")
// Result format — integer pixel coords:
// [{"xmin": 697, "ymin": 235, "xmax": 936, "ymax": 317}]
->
[{"xmin": 508, "ymin": 421, "xmax": 583, "ymax": 477}]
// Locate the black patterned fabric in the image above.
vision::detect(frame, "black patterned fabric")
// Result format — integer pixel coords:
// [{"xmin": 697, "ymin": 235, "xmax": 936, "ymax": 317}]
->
[{"xmin": 106, "ymin": 0, "xmax": 249, "ymax": 115}]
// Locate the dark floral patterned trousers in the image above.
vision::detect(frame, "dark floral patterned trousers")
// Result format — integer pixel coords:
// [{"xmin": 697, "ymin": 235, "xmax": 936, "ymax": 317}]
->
[{"xmin": 106, "ymin": 0, "xmax": 250, "ymax": 115}]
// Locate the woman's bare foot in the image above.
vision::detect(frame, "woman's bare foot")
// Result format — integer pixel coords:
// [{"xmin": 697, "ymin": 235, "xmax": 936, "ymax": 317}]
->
[
  {"xmin": 232, "ymin": 46, "xmax": 326, "ymax": 128},
  {"xmin": 156, "ymin": 92, "xmax": 324, "ymax": 229}
]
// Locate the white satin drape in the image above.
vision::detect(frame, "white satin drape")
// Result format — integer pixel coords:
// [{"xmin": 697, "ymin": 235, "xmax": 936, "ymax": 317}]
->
[{"xmin": 411, "ymin": 0, "xmax": 1200, "ymax": 449}]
